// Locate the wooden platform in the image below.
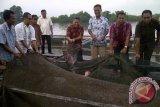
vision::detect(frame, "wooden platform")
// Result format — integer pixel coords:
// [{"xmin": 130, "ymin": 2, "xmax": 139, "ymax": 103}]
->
[{"xmin": 42, "ymin": 49, "xmax": 63, "ymax": 57}]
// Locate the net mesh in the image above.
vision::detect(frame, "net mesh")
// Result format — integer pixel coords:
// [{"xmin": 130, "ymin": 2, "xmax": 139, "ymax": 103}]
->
[{"xmin": 0, "ymin": 54, "xmax": 160, "ymax": 107}]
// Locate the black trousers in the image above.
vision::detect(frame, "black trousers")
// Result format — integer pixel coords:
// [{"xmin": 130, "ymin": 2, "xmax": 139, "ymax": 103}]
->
[
  {"xmin": 137, "ymin": 43, "xmax": 155, "ymax": 65},
  {"xmin": 41, "ymin": 35, "xmax": 52, "ymax": 53},
  {"xmin": 77, "ymin": 49, "xmax": 83, "ymax": 61}
]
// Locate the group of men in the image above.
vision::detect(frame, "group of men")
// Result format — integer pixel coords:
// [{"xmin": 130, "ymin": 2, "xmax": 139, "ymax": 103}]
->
[
  {"xmin": 0, "ymin": 4, "xmax": 160, "ymax": 71},
  {"xmin": 67, "ymin": 4, "xmax": 160, "ymax": 67},
  {"xmin": 0, "ymin": 9, "xmax": 53, "ymax": 70}
]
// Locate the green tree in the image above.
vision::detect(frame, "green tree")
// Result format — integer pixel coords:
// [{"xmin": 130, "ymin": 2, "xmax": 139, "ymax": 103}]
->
[
  {"xmin": 0, "ymin": 12, "xmax": 4, "ymax": 24},
  {"xmin": 102, "ymin": 11, "xmax": 111, "ymax": 19},
  {"xmin": 58, "ymin": 15, "xmax": 70, "ymax": 23},
  {"xmin": 10, "ymin": 5, "xmax": 23, "ymax": 23},
  {"xmin": 52, "ymin": 11, "xmax": 91, "ymax": 24},
  {"xmin": 153, "ymin": 14, "xmax": 160, "ymax": 20},
  {"xmin": 102, "ymin": 11, "xmax": 116, "ymax": 24},
  {"xmin": 0, "ymin": 5, "xmax": 23, "ymax": 24}
]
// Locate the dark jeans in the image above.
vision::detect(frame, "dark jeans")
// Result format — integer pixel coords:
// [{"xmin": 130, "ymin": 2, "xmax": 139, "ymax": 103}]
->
[
  {"xmin": 41, "ymin": 35, "xmax": 52, "ymax": 53},
  {"xmin": 137, "ymin": 43, "xmax": 155, "ymax": 65},
  {"xmin": 77, "ymin": 49, "xmax": 83, "ymax": 61}
]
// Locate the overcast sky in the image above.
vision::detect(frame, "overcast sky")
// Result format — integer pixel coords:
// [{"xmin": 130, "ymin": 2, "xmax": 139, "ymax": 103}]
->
[{"xmin": 1, "ymin": 0, "xmax": 160, "ymax": 17}]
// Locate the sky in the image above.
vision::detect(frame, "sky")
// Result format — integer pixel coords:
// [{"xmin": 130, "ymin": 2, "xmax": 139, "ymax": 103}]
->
[{"xmin": 1, "ymin": 0, "xmax": 160, "ymax": 17}]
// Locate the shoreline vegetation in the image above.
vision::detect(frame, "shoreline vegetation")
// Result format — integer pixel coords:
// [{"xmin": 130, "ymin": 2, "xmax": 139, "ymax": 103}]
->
[{"xmin": 0, "ymin": 5, "xmax": 160, "ymax": 24}]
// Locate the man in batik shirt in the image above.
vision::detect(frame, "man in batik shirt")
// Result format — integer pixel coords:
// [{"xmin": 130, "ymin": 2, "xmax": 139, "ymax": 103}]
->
[
  {"xmin": 88, "ymin": 4, "xmax": 109, "ymax": 59},
  {"xmin": 66, "ymin": 17, "xmax": 84, "ymax": 65}
]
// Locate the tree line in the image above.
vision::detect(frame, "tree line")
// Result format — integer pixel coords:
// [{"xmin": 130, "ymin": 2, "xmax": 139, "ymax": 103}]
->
[
  {"xmin": 0, "ymin": 5, "xmax": 160, "ymax": 24},
  {"xmin": 0, "ymin": 5, "xmax": 23, "ymax": 24},
  {"xmin": 52, "ymin": 11, "xmax": 160, "ymax": 24},
  {"xmin": 51, "ymin": 11, "xmax": 141, "ymax": 24}
]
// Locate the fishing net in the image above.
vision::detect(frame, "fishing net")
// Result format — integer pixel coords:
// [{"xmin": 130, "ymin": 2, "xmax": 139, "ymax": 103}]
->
[
  {"xmin": 0, "ymin": 54, "xmax": 160, "ymax": 107},
  {"xmin": 53, "ymin": 54, "xmax": 160, "ymax": 85}
]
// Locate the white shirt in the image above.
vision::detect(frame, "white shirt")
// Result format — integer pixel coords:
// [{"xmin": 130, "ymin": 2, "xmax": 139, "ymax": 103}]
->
[
  {"xmin": 88, "ymin": 16, "xmax": 109, "ymax": 46},
  {"xmin": 37, "ymin": 16, "xmax": 53, "ymax": 35},
  {"xmin": 15, "ymin": 22, "xmax": 36, "ymax": 53}
]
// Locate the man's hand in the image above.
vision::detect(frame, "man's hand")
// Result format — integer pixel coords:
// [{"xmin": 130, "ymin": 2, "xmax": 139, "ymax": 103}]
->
[
  {"xmin": 101, "ymin": 35, "xmax": 106, "ymax": 41},
  {"xmin": 91, "ymin": 35, "xmax": 97, "ymax": 41},
  {"xmin": 13, "ymin": 53, "xmax": 22, "ymax": 58},
  {"xmin": 69, "ymin": 38, "xmax": 75, "ymax": 43},
  {"xmin": 0, "ymin": 60, "xmax": 6, "ymax": 65},
  {"xmin": 19, "ymin": 50, "xmax": 25, "ymax": 56},
  {"xmin": 51, "ymin": 33, "xmax": 53, "ymax": 38},
  {"xmin": 135, "ymin": 53, "xmax": 140, "ymax": 61},
  {"xmin": 35, "ymin": 49, "xmax": 40, "ymax": 54},
  {"xmin": 120, "ymin": 48, "xmax": 127, "ymax": 54},
  {"xmin": 109, "ymin": 49, "xmax": 114, "ymax": 56},
  {"xmin": 71, "ymin": 39, "xmax": 75, "ymax": 43},
  {"xmin": 27, "ymin": 49, "xmax": 34, "ymax": 54}
]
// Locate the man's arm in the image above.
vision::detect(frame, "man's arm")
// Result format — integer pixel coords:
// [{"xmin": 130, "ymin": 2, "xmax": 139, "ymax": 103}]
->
[
  {"xmin": 135, "ymin": 37, "xmax": 140, "ymax": 55},
  {"xmin": 102, "ymin": 20, "xmax": 109, "ymax": 40},
  {"xmin": 15, "ymin": 41, "xmax": 24, "ymax": 54},
  {"xmin": 109, "ymin": 38, "xmax": 114, "ymax": 54},
  {"xmin": 74, "ymin": 35, "xmax": 82, "ymax": 41},
  {"xmin": 66, "ymin": 26, "xmax": 74, "ymax": 43},
  {"xmin": 31, "ymin": 40, "xmax": 39, "ymax": 53},
  {"xmin": 104, "ymin": 30, "xmax": 109, "ymax": 36},
  {"xmin": 0, "ymin": 28, "xmax": 19, "ymax": 58},
  {"xmin": 109, "ymin": 25, "xmax": 114, "ymax": 56},
  {"xmin": 125, "ymin": 24, "xmax": 132, "ymax": 47},
  {"xmin": 1, "ymin": 44, "xmax": 17, "ymax": 57},
  {"xmin": 120, "ymin": 23, "xmax": 132, "ymax": 54},
  {"xmin": 135, "ymin": 24, "xmax": 141, "ymax": 59},
  {"xmin": 88, "ymin": 29, "xmax": 96, "ymax": 41},
  {"xmin": 50, "ymin": 18, "xmax": 53, "ymax": 35},
  {"xmin": 20, "ymin": 40, "xmax": 29, "ymax": 49},
  {"xmin": 50, "ymin": 25, "xmax": 53, "ymax": 35},
  {"xmin": 30, "ymin": 27, "xmax": 39, "ymax": 53},
  {"xmin": 88, "ymin": 18, "xmax": 96, "ymax": 41},
  {"xmin": 156, "ymin": 21, "xmax": 160, "ymax": 43},
  {"xmin": 125, "ymin": 36, "xmax": 130, "ymax": 47},
  {"xmin": 101, "ymin": 29, "xmax": 109, "ymax": 41},
  {"xmin": 37, "ymin": 18, "xmax": 41, "ymax": 26},
  {"xmin": 74, "ymin": 27, "xmax": 84, "ymax": 41},
  {"xmin": 157, "ymin": 30, "xmax": 160, "ymax": 42}
]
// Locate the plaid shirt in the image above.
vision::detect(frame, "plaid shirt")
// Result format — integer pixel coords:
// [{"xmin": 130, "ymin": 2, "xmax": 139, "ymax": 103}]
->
[{"xmin": 110, "ymin": 21, "xmax": 132, "ymax": 47}]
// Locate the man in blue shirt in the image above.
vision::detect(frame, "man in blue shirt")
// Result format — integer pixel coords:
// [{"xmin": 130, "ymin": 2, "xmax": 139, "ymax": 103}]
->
[{"xmin": 0, "ymin": 10, "xmax": 23, "ymax": 62}]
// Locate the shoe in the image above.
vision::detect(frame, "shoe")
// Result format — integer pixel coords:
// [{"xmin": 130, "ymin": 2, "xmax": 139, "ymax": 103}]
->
[{"xmin": 48, "ymin": 52, "xmax": 53, "ymax": 54}]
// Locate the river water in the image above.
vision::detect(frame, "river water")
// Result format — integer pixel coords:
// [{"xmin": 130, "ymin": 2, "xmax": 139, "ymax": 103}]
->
[{"xmin": 53, "ymin": 22, "xmax": 138, "ymax": 35}]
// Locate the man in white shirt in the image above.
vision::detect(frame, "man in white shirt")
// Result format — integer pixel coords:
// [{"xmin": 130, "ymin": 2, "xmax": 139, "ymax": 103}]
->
[
  {"xmin": 15, "ymin": 12, "xmax": 38, "ymax": 54},
  {"xmin": 37, "ymin": 9, "xmax": 53, "ymax": 54}
]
